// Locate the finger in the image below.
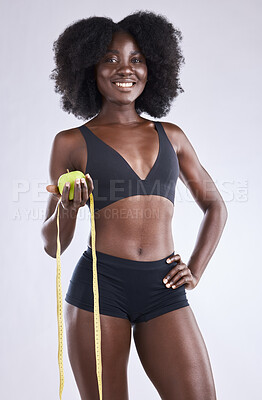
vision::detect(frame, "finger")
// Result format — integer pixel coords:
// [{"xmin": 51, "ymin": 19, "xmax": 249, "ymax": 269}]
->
[
  {"xmin": 73, "ymin": 178, "xmax": 81, "ymax": 207},
  {"xmin": 46, "ymin": 184, "xmax": 60, "ymax": 195},
  {"xmin": 86, "ymin": 173, "xmax": 94, "ymax": 196},
  {"xmin": 80, "ymin": 177, "xmax": 88, "ymax": 205},
  {"xmin": 85, "ymin": 174, "xmax": 91, "ymax": 197},
  {"xmin": 171, "ymin": 274, "xmax": 192, "ymax": 289},
  {"xmin": 61, "ymin": 182, "xmax": 70, "ymax": 209},
  {"xmin": 166, "ymin": 253, "xmax": 181, "ymax": 264},
  {"xmin": 87, "ymin": 173, "xmax": 94, "ymax": 192},
  {"xmin": 162, "ymin": 261, "xmax": 186, "ymax": 284},
  {"xmin": 168, "ymin": 267, "xmax": 191, "ymax": 287}
]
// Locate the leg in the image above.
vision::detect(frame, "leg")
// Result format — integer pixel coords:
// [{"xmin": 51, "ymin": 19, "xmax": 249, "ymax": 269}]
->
[
  {"xmin": 133, "ymin": 305, "xmax": 217, "ymax": 400},
  {"xmin": 64, "ymin": 302, "xmax": 132, "ymax": 400}
]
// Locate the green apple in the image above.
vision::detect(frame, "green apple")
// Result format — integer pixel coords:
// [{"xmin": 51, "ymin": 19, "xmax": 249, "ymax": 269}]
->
[{"xmin": 58, "ymin": 169, "xmax": 86, "ymax": 200}]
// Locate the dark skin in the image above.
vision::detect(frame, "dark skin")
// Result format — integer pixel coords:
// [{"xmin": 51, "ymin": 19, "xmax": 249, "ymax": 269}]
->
[{"xmin": 43, "ymin": 31, "xmax": 227, "ymax": 399}]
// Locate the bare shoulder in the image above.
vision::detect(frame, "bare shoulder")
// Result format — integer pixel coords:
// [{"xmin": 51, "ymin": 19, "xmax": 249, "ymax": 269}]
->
[
  {"xmin": 53, "ymin": 126, "xmax": 82, "ymax": 146},
  {"xmin": 52, "ymin": 125, "xmax": 86, "ymax": 172},
  {"xmin": 160, "ymin": 121, "xmax": 188, "ymax": 154},
  {"xmin": 43, "ymin": 125, "xmax": 87, "ymax": 224}
]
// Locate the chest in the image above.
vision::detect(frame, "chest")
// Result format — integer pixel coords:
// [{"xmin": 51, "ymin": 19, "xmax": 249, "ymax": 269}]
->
[
  {"xmin": 88, "ymin": 126, "xmax": 160, "ymax": 181},
  {"xmin": 76, "ymin": 121, "xmax": 180, "ymax": 212}
]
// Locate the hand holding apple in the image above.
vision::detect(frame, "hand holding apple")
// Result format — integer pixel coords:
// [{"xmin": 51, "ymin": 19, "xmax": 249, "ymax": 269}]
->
[
  {"xmin": 58, "ymin": 170, "xmax": 86, "ymax": 200},
  {"xmin": 46, "ymin": 169, "xmax": 94, "ymax": 212}
]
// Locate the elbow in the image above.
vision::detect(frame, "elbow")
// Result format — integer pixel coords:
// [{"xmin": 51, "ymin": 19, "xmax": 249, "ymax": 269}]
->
[
  {"xmin": 219, "ymin": 200, "xmax": 228, "ymax": 223},
  {"xmin": 43, "ymin": 245, "xmax": 56, "ymax": 259},
  {"xmin": 41, "ymin": 224, "xmax": 71, "ymax": 259},
  {"xmin": 208, "ymin": 199, "xmax": 228, "ymax": 225},
  {"xmin": 41, "ymin": 226, "xmax": 56, "ymax": 259},
  {"xmin": 223, "ymin": 203, "xmax": 228, "ymax": 223}
]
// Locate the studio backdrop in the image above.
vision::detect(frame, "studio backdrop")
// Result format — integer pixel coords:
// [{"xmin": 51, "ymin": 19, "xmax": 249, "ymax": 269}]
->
[{"xmin": 1, "ymin": 0, "xmax": 261, "ymax": 399}]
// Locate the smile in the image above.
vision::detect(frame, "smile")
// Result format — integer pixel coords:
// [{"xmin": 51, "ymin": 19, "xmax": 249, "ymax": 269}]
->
[
  {"xmin": 112, "ymin": 81, "xmax": 136, "ymax": 89},
  {"xmin": 114, "ymin": 82, "xmax": 135, "ymax": 87}
]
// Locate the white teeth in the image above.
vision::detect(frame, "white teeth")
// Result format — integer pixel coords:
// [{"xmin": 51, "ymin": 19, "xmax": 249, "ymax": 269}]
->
[{"xmin": 114, "ymin": 82, "xmax": 134, "ymax": 87}]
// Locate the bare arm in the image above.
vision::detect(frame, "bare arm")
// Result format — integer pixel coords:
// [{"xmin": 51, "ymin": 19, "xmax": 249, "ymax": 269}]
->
[
  {"xmin": 176, "ymin": 125, "xmax": 228, "ymax": 281},
  {"xmin": 41, "ymin": 130, "xmax": 93, "ymax": 258},
  {"xmin": 162, "ymin": 122, "xmax": 228, "ymax": 288}
]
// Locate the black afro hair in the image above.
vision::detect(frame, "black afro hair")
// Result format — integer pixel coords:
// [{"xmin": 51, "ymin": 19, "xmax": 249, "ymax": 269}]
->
[{"xmin": 49, "ymin": 10, "xmax": 185, "ymax": 120}]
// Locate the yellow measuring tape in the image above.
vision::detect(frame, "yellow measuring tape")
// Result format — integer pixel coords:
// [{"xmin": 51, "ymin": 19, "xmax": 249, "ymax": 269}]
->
[{"xmin": 56, "ymin": 192, "xmax": 103, "ymax": 399}]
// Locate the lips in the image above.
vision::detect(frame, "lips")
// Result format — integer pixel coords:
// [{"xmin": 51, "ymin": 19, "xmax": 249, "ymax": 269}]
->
[
  {"xmin": 111, "ymin": 81, "xmax": 136, "ymax": 90},
  {"xmin": 112, "ymin": 82, "xmax": 136, "ymax": 87},
  {"xmin": 111, "ymin": 79, "xmax": 137, "ymax": 89},
  {"xmin": 111, "ymin": 79, "xmax": 137, "ymax": 83}
]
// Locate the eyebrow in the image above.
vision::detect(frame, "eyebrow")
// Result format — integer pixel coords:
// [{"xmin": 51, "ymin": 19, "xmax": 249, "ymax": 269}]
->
[{"xmin": 105, "ymin": 49, "xmax": 142, "ymax": 55}]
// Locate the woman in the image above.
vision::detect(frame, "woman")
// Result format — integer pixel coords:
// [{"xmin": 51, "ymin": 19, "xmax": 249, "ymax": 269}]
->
[{"xmin": 42, "ymin": 11, "xmax": 227, "ymax": 400}]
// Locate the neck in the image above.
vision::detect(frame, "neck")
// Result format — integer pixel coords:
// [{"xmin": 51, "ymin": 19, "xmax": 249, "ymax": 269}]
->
[{"xmin": 93, "ymin": 102, "xmax": 143, "ymax": 126}]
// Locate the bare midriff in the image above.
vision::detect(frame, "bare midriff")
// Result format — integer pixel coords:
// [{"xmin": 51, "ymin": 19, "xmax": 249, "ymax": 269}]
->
[{"xmin": 88, "ymin": 195, "xmax": 175, "ymax": 261}]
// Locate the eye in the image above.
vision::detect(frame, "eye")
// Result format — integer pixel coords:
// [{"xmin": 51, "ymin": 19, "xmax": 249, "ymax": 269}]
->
[
  {"xmin": 104, "ymin": 57, "xmax": 143, "ymax": 64},
  {"xmin": 105, "ymin": 57, "xmax": 117, "ymax": 63},
  {"xmin": 131, "ymin": 58, "xmax": 142, "ymax": 63}
]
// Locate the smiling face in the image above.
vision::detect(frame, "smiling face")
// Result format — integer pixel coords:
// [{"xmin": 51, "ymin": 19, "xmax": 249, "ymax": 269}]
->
[{"xmin": 94, "ymin": 31, "xmax": 148, "ymax": 106}]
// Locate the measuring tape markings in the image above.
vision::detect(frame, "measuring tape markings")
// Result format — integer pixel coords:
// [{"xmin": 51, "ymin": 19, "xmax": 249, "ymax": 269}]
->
[{"xmin": 56, "ymin": 191, "xmax": 103, "ymax": 399}]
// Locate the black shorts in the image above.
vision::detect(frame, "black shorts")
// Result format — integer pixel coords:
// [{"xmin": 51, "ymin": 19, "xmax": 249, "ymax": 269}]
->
[{"xmin": 65, "ymin": 246, "xmax": 190, "ymax": 325}]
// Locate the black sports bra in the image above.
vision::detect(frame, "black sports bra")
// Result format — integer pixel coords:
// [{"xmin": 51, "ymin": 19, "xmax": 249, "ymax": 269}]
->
[{"xmin": 78, "ymin": 121, "xmax": 180, "ymax": 212}]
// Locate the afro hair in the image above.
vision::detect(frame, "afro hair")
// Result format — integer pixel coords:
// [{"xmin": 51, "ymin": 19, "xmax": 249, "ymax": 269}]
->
[{"xmin": 50, "ymin": 10, "xmax": 185, "ymax": 120}]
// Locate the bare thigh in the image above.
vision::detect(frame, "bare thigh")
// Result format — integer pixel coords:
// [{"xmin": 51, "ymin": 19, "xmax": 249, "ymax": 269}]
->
[
  {"xmin": 64, "ymin": 302, "xmax": 132, "ymax": 400},
  {"xmin": 133, "ymin": 305, "xmax": 217, "ymax": 400}
]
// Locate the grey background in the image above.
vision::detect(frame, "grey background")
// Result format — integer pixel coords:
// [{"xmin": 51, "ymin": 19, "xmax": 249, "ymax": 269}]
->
[{"xmin": 1, "ymin": 0, "xmax": 261, "ymax": 399}]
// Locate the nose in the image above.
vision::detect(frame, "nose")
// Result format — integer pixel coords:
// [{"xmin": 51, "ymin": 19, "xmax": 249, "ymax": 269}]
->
[{"xmin": 116, "ymin": 60, "xmax": 134, "ymax": 74}]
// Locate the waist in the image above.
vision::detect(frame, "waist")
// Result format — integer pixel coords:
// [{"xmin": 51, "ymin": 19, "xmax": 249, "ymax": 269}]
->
[
  {"xmin": 88, "ymin": 199, "xmax": 174, "ymax": 260},
  {"xmin": 85, "ymin": 245, "xmax": 176, "ymax": 268}
]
